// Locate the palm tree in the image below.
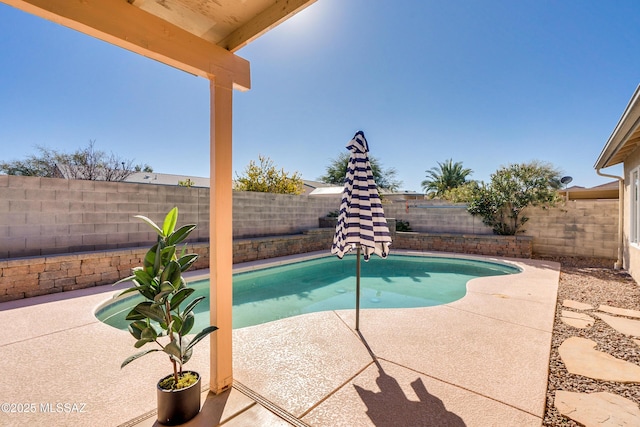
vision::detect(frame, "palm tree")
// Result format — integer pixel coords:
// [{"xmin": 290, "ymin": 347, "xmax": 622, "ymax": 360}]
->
[{"xmin": 421, "ymin": 159, "xmax": 472, "ymax": 198}]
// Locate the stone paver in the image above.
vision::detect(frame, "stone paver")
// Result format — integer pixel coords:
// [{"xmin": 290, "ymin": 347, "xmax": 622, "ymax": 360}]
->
[
  {"xmin": 556, "ymin": 302, "xmax": 640, "ymax": 425},
  {"xmin": 562, "ymin": 299, "xmax": 593, "ymax": 310},
  {"xmin": 594, "ymin": 312, "xmax": 640, "ymax": 338},
  {"xmin": 558, "ymin": 337, "xmax": 640, "ymax": 382},
  {"xmin": 560, "ymin": 310, "xmax": 594, "ymax": 328},
  {"xmin": 554, "ymin": 391, "xmax": 640, "ymax": 427},
  {"xmin": 598, "ymin": 304, "xmax": 640, "ymax": 319}
]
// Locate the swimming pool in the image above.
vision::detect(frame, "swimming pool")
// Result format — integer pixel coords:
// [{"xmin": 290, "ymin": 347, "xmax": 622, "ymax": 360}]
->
[{"xmin": 95, "ymin": 254, "xmax": 520, "ymax": 330}]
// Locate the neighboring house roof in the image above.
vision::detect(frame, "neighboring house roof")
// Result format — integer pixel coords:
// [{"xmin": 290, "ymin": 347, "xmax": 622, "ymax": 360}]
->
[
  {"xmin": 56, "ymin": 163, "xmax": 129, "ymax": 181},
  {"xmin": 308, "ymin": 186, "xmax": 343, "ymax": 196},
  {"xmin": 306, "ymin": 182, "xmax": 426, "ymax": 199},
  {"xmin": 589, "ymin": 181, "xmax": 619, "ymax": 191},
  {"xmin": 302, "ymin": 180, "xmax": 336, "ymax": 196},
  {"xmin": 559, "ymin": 181, "xmax": 619, "ymax": 200},
  {"xmin": 380, "ymin": 190, "xmax": 425, "ymax": 200},
  {"xmin": 126, "ymin": 176, "xmax": 335, "ymax": 192},
  {"xmin": 55, "ymin": 165, "xmax": 209, "ymax": 187},
  {"xmin": 595, "ymin": 85, "xmax": 640, "ymax": 169},
  {"xmin": 125, "ymin": 172, "xmax": 210, "ymax": 188}
]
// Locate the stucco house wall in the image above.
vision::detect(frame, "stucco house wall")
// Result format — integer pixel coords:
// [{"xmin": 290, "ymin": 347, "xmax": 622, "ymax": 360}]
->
[
  {"xmin": 594, "ymin": 84, "xmax": 640, "ymax": 283},
  {"xmin": 623, "ymin": 144, "xmax": 640, "ymax": 280}
]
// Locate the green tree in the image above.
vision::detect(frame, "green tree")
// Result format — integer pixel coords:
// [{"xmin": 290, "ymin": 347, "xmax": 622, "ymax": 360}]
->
[
  {"xmin": 442, "ymin": 180, "xmax": 480, "ymax": 203},
  {"xmin": 0, "ymin": 145, "xmax": 60, "ymax": 177},
  {"xmin": 134, "ymin": 164, "xmax": 154, "ymax": 173},
  {"xmin": 234, "ymin": 155, "xmax": 304, "ymax": 195},
  {"xmin": 319, "ymin": 152, "xmax": 402, "ymax": 192},
  {"xmin": 0, "ymin": 140, "xmax": 149, "ymax": 181},
  {"xmin": 421, "ymin": 159, "xmax": 473, "ymax": 198},
  {"xmin": 467, "ymin": 161, "xmax": 562, "ymax": 235}
]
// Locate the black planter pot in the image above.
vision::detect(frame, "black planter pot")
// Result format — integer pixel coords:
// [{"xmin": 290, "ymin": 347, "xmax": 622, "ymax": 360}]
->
[{"xmin": 157, "ymin": 371, "xmax": 202, "ymax": 425}]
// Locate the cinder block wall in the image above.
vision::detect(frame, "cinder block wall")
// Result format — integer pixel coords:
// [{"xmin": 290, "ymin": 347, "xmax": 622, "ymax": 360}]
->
[
  {"xmin": 0, "ymin": 175, "xmax": 339, "ymax": 258},
  {"xmin": 383, "ymin": 199, "xmax": 619, "ymax": 260},
  {"xmin": 232, "ymin": 192, "xmax": 339, "ymax": 238},
  {"xmin": 1, "ymin": 175, "xmax": 619, "ymax": 261},
  {"xmin": 0, "ymin": 243, "xmax": 210, "ymax": 302},
  {"xmin": 233, "ymin": 229, "xmax": 334, "ymax": 263},
  {"xmin": 393, "ymin": 233, "xmax": 533, "ymax": 258},
  {"xmin": 0, "ymin": 175, "xmax": 210, "ymax": 258},
  {"xmin": 383, "ymin": 202, "xmax": 490, "ymax": 234},
  {"xmin": 524, "ymin": 200, "xmax": 619, "ymax": 259}
]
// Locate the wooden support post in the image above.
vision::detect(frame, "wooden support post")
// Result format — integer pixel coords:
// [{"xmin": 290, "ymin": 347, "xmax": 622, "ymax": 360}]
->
[{"xmin": 209, "ymin": 73, "xmax": 234, "ymax": 393}]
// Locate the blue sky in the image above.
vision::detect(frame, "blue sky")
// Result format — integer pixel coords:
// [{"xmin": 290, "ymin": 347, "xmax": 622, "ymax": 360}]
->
[{"xmin": 1, "ymin": 0, "xmax": 638, "ymax": 191}]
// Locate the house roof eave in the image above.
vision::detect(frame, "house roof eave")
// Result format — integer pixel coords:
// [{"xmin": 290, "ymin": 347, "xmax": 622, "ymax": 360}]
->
[{"xmin": 595, "ymin": 84, "xmax": 640, "ymax": 170}]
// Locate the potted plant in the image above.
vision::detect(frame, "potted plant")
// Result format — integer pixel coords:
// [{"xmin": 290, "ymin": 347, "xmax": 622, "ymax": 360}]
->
[{"xmin": 116, "ymin": 207, "xmax": 217, "ymax": 425}]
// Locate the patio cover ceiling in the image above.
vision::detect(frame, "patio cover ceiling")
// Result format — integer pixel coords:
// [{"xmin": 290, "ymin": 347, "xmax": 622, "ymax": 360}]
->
[
  {"xmin": 2, "ymin": 0, "xmax": 317, "ymax": 87},
  {"xmin": 130, "ymin": 0, "xmax": 312, "ymax": 52}
]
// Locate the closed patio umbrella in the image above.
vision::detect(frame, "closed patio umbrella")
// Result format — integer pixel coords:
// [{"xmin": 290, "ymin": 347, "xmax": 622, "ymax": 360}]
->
[{"xmin": 331, "ymin": 131, "xmax": 392, "ymax": 330}]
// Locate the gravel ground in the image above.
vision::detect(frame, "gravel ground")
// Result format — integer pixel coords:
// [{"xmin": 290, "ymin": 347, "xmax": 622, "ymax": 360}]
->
[{"xmin": 535, "ymin": 256, "xmax": 640, "ymax": 426}]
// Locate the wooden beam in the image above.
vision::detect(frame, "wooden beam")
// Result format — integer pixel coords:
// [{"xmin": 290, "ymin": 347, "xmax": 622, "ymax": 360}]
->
[
  {"xmin": 221, "ymin": 0, "xmax": 317, "ymax": 52},
  {"xmin": 2, "ymin": 0, "xmax": 250, "ymax": 90}
]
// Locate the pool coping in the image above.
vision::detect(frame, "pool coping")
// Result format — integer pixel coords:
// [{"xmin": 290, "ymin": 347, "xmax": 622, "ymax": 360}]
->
[{"xmin": 0, "ymin": 250, "xmax": 560, "ymax": 427}]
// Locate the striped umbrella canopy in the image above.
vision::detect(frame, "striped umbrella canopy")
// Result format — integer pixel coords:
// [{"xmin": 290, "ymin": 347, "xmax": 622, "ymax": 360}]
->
[{"xmin": 331, "ymin": 131, "xmax": 391, "ymax": 330}]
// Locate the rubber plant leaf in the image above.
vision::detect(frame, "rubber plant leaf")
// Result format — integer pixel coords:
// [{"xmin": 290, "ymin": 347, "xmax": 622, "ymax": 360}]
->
[
  {"xmin": 114, "ymin": 273, "xmax": 135, "ymax": 286},
  {"xmin": 133, "ymin": 215, "xmax": 163, "ymax": 237},
  {"xmin": 167, "ymin": 224, "xmax": 197, "ymax": 246},
  {"xmin": 180, "ymin": 312, "xmax": 195, "ymax": 336},
  {"xmin": 142, "ymin": 243, "xmax": 161, "ymax": 273},
  {"xmin": 170, "ymin": 288, "xmax": 195, "ymax": 309},
  {"xmin": 163, "ymin": 341, "xmax": 182, "ymax": 361},
  {"xmin": 185, "ymin": 326, "xmax": 219, "ymax": 353},
  {"xmin": 182, "ymin": 296, "xmax": 205, "ymax": 317},
  {"xmin": 153, "ymin": 282, "xmax": 175, "ymax": 303},
  {"xmin": 128, "ymin": 320, "xmax": 147, "ymax": 340},
  {"xmin": 162, "ymin": 207, "xmax": 178, "ymax": 237},
  {"xmin": 132, "ymin": 302, "xmax": 166, "ymax": 323},
  {"xmin": 118, "ymin": 285, "xmax": 143, "ymax": 298},
  {"xmin": 121, "ymin": 348, "xmax": 161, "ymax": 368},
  {"xmin": 160, "ymin": 260, "xmax": 181, "ymax": 289},
  {"xmin": 160, "ymin": 245, "xmax": 177, "ymax": 268},
  {"xmin": 171, "ymin": 316, "xmax": 183, "ymax": 334},
  {"xmin": 177, "ymin": 254, "xmax": 198, "ymax": 272},
  {"xmin": 134, "ymin": 337, "xmax": 154, "ymax": 348},
  {"xmin": 181, "ymin": 342, "xmax": 193, "ymax": 364},
  {"xmin": 125, "ymin": 307, "xmax": 145, "ymax": 321},
  {"xmin": 153, "ymin": 243, "xmax": 162, "ymax": 276},
  {"xmin": 132, "ymin": 269, "xmax": 154, "ymax": 287}
]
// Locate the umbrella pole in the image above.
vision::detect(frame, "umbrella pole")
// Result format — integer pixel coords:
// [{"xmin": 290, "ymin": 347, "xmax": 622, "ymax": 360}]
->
[{"xmin": 356, "ymin": 245, "xmax": 361, "ymax": 331}]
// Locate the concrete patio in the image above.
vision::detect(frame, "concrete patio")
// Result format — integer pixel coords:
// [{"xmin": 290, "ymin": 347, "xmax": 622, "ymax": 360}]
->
[{"xmin": 0, "ymin": 251, "xmax": 560, "ymax": 427}]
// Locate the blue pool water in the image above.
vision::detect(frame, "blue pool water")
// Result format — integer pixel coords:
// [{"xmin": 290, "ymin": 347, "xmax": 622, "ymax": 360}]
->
[{"xmin": 95, "ymin": 254, "xmax": 520, "ymax": 330}]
